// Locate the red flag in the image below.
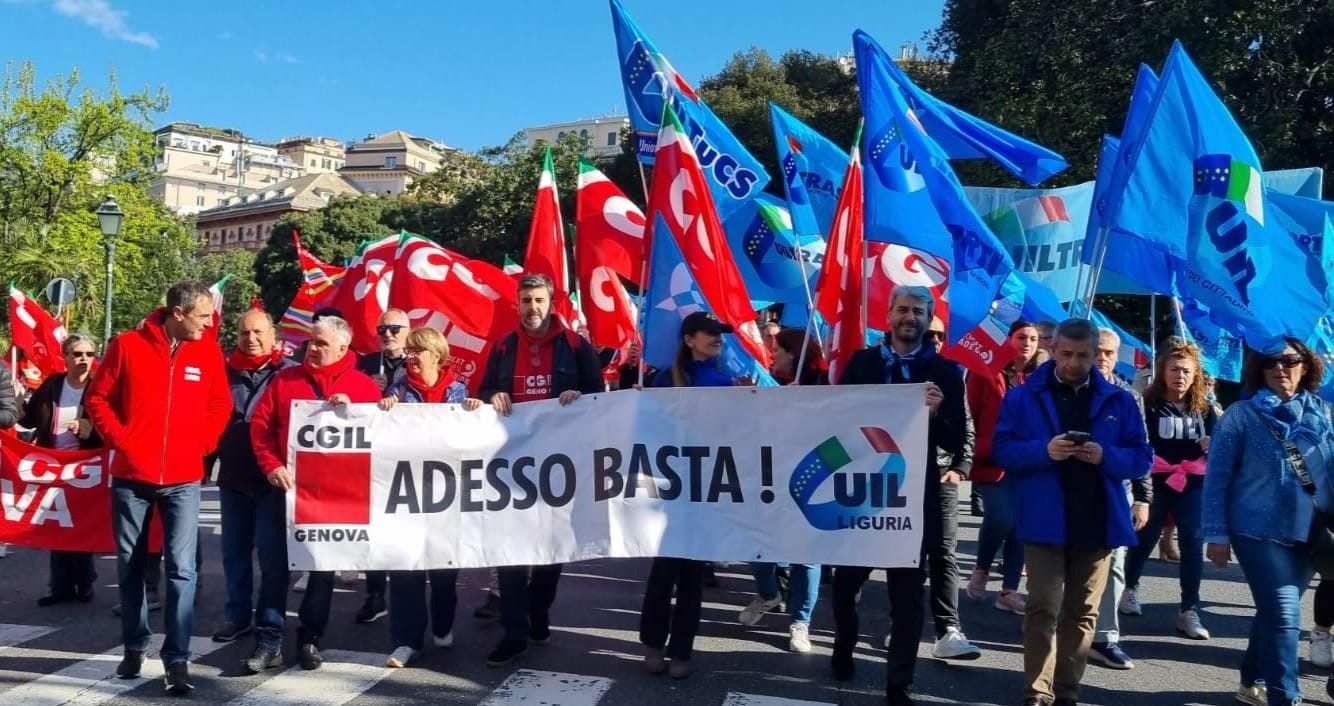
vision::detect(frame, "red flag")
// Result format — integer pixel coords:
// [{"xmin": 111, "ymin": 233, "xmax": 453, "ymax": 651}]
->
[
  {"xmin": 329, "ymin": 233, "xmax": 399, "ymax": 354},
  {"xmin": 523, "ymin": 148, "xmax": 584, "ymax": 328},
  {"xmin": 387, "ymin": 233, "xmax": 519, "ymax": 390},
  {"xmin": 647, "ymin": 105, "xmax": 770, "ymax": 369},
  {"xmin": 576, "ymin": 263, "xmax": 638, "ymax": 351},
  {"xmin": 9, "ymin": 286, "xmax": 67, "ymax": 377},
  {"xmin": 0, "ymin": 439, "xmax": 118, "ymax": 551},
  {"xmin": 865, "ymin": 243, "xmax": 951, "ymax": 332},
  {"xmin": 814, "ymin": 134, "xmax": 865, "ymax": 383},
  {"xmin": 576, "ymin": 159, "xmax": 645, "ymax": 285},
  {"xmin": 280, "ymin": 230, "xmax": 348, "ymax": 348}
]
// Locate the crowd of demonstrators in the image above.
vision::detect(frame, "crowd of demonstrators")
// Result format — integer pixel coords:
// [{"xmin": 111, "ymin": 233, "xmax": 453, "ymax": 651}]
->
[
  {"xmin": 966, "ymin": 319, "xmax": 1046, "ymax": 616},
  {"xmin": 1206, "ymin": 340, "xmax": 1334, "ymax": 706},
  {"xmin": 832, "ymin": 286, "xmax": 978, "ymax": 706},
  {"xmin": 22, "ymin": 334, "xmax": 101, "ymax": 606},
  {"xmin": 1122, "ymin": 338, "xmax": 1215, "ymax": 644},
  {"xmin": 249, "ymin": 315, "xmax": 383, "ymax": 671},
  {"xmin": 993, "ymin": 318, "xmax": 1153, "ymax": 706},
  {"xmin": 379, "ymin": 327, "xmax": 483, "ymax": 669},
  {"xmin": 84, "ymin": 281, "xmax": 234, "ymax": 695}
]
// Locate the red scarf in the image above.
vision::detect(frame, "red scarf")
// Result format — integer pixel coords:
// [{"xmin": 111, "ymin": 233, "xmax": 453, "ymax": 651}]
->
[
  {"xmin": 303, "ymin": 350, "xmax": 357, "ymax": 400},
  {"xmin": 228, "ymin": 347, "xmax": 282, "ymax": 372},
  {"xmin": 406, "ymin": 368, "xmax": 457, "ymax": 404}
]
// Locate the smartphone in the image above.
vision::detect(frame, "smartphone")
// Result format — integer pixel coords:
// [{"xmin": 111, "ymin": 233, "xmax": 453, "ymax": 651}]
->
[{"xmin": 1063, "ymin": 431, "xmax": 1091, "ymax": 445}]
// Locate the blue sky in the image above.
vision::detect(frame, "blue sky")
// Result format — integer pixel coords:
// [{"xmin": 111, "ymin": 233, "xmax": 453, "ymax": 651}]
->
[{"xmin": 0, "ymin": 0, "xmax": 945, "ymax": 152}]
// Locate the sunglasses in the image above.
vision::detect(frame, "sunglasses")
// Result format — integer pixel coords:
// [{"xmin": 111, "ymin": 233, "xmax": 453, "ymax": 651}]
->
[
  {"xmin": 1263, "ymin": 354, "xmax": 1304, "ymax": 370},
  {"xmin": 925, "ymin": 331, "xmax": 946, "ymax": 342},
  {"xmin": 376, "ymin": 324, "xmax": 405, "ymax": 335},
  {"xmin": 68, "ymin": 351, "xmax": 96, "ymax": 359}
]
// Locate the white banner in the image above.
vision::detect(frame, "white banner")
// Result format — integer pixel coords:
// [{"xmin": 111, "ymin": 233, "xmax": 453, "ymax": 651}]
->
[{"xmin": 284, "ymin": 385, "xmax": 928, "ymax": 570}]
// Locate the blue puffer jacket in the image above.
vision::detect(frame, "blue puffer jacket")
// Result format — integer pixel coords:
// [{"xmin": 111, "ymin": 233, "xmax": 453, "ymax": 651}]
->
[
  {"xmin": 384, "ymin": 376, "xmax": 469, "ymax": 405},
  {"xmin": 992, "ymin": 361, "xmax": 1153, "ymax": 548},
  {"xmin": 652, "ymin": 358, "xmax": 734, "ymax": 388}
]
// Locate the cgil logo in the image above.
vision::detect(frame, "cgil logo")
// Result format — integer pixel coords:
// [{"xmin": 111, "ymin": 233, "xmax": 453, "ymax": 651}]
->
[
  {"xmin": 789, "ymin": 427, "xmax": 910, "ymax": 531},
  {"xmin": 293, "ymin": 425, "xmax": 373, "ymax": 527}
]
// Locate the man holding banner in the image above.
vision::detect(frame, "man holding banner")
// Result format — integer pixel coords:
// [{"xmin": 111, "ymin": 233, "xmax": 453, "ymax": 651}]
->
[
  {"xmin": 831, "ymin": 285, "xmax": 977, "ymax": 706},
  {"xmin": 84, "ymin": 280, "xmax": 233, "ymax": 695},
  {"xmin": 476, "ymin": 273, "xmax": 602, "ymax": 668}
]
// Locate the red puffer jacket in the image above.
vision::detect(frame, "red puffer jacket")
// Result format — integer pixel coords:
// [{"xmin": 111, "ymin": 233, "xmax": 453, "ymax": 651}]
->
[{"xmin": 84, "ymin": 310, "xmax": 232, "ymax": 485}]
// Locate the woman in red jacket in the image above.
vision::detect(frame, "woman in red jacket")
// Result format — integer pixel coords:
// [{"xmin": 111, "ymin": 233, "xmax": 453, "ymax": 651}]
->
[{"xmin": 965, "ymin": 319, "xmax": 1045, "ymax": 615}]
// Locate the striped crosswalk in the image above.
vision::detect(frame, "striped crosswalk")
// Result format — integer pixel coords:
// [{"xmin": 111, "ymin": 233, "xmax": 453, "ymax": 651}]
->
[{"xmin": 0, "ymin": 622, "xmax": 836, "ymax": 706}]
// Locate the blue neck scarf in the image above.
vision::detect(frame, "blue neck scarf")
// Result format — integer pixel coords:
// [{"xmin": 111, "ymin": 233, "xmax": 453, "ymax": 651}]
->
[
  {"xmin": 1253, "ymin": 388, "xmax": 1332, "ymax": 452},
  {"xmin": 880, "ymin": 340, "xmax": 929, "ymax": 383}
]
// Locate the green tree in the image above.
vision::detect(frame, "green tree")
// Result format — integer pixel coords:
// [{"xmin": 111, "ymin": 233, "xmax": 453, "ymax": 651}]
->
[{"xmin": 196, "ymin": 248, "xmax": 259, "ymax": 349}]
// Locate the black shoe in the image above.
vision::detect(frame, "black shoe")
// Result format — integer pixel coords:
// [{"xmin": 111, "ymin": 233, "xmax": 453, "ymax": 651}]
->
[
  {"xmin": 530, "ymin": 614, "xmax": 551, "ymax": 645},
  {"xmin": 37, "ymin": 591, "xmax": 76, "ymax": 607},
  {"xmin": 887, "ymin": 685, "xmax": 915, "ymax": 706},
  {"xmin": 703, "ymin": 563, "xmax": 719, "ymax": 588},
  {"xmin": 75, "ymin": 584, "xmax": 95, "ymax": 603},
  {"xmin": 116, "ymin": 650, "xmax": 145, "ymax": 679},
  {"xmin": 164, "ymin": 661, "xmax": 193, "ymax": 695},
  {"xmin": 243, "ymin": 647, "xmax": 283, "ymax": 674},
  {"xmin": 354, "ymin": 594, "xmax": 387, "ymax": 623},
  {"xmin": 211, "ymin": 620, "xmax": 253, "ymax": 643},
  {"xmin": 831, "ymin": 647, "xmax": 855, "ymax": 681},
  {"xmin": 473, "ymin": 592, "xmax": 501, "ymax": 620},
  {"xmin": 487, "ymin": 639, "xmax": 529, "ymax": 667},
  {"xmin": 298, "ymin": 642, "xmax": 323, "ymax": 670},
  {"xmin": 971, "ymin": 497, "xmax": 985, "ymax": 516}
]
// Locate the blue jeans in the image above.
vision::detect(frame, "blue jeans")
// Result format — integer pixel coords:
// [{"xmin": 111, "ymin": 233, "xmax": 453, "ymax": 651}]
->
[
  {"xmin": 111, "ymin": 478, "xmax": 200, "ymax": 665},
  {"xmin": 750, "ymin": 562, "xmax": 820, "ymax": 625},
  {"xmin": 389, "ymin": 570, "xmax": 459, "ymax": 650},
  {"xmin": 1126, "ymin": 480, "xmax": 1204, "ymax": 611},
  {"xmin": 975, "ymin": 479, "xmax": 1024, "ymax": 590},
  {"xmin": 219, "ymin": 486, "xmax": 289, "ymax": 650},
  {"xmin": 1232, "ymin": 535, "xmax": 1313, "ymax": 706}
]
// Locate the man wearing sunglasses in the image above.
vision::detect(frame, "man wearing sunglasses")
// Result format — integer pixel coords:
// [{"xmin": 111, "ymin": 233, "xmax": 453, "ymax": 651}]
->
[{"xmin": 350, "ymin": 308, "xmax": 412, "ymax": 625}]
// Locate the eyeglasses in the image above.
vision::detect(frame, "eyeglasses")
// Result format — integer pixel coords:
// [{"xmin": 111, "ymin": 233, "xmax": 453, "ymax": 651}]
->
[
  {"xmin": 376, "ymin": 324, "xmax": 405, "ymax": 336},
  {"xmin": 925, "ymin": 331, "xmax": 946, "ymax": 342},
  {"xmin": 1263, "ymin": 354, "xmax": 1304, "ymax": 370},
  {"xmin": 68, "ymin": 351, "xmax": 96, "ymax": 359}
]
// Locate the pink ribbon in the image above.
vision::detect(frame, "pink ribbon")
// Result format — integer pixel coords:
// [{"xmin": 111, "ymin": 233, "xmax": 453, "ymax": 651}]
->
[{"xmin": 1151, "ymin": 455, "xmax": 1207, "ymax": 493}]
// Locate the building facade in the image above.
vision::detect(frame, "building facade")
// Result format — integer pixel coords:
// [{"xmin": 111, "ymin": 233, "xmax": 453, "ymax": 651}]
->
[
  {"xmin": 150, "ymin": 122, "xmax": 305, "ymax": 215},
  {"xmin": 523, "ymin": 115, "xmax": 628, "ymax": 159},
  {"xmin": 276, "ymin": 136, "xmax": 347, "ymax": 174},
  {"xmin": 338, "ymin": 130, "xmax": 452, "ymax": 197},
  {"xmin": 195, "ymin": 172, "xmax": 362, "ymax": 253}
]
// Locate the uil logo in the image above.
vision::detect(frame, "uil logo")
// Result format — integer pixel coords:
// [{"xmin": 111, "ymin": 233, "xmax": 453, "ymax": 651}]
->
[{"xmin": 789, "ymin": 427, "xmax": 909, "ymax": 531}]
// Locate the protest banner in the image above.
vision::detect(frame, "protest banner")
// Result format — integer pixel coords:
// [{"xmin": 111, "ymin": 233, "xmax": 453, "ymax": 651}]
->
[
  {"xmin": 285, "ymin": 385, "xmax": 929, "ymax": 571},
  {"xmin": 0, "ymin": 438, "xmax": 115, "ymax": 552}
]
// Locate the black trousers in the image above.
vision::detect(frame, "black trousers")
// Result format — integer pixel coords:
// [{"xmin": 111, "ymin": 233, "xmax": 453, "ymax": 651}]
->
[
  {"xmin": 498, "ymin": 564, "xmax": 564, "ymax": 642},
  {"xmin": 833, "ymin": 563, "xmax": 926, "ymax": 690},
  {"xmin": 365, "ymin": 570, "xmax": 387, "ymax": 598},
  {"xmin": 926, "ymin": 482, "xmax": 962, "ymax": 638},
  {"xmin": 639, "ymin": 558, "xmax": 706, "ymax": 660},
  {"xmin": 49, "ymin": 551, "xmax": 96, "ymax": 592}
]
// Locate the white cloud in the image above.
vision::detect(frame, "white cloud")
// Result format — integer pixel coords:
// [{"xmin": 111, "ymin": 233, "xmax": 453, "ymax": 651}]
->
[
  {"xmin": 252, "ymin": 48, "xmax": 268, "ymax": 62},
  {"xmin": 275, "ymin": 53, "xmax": 299, "ymax": 64},
  {"xmin": 253, "ymin": 48, "xmax": 298, "ymax": 64},
  {"xmin": 49, "ymin": 0, "xmax": 158, "ymax": 49}
]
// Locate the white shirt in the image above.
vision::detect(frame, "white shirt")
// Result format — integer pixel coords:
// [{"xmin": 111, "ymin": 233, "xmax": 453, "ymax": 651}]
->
[{"xmin": 52, "ymin": 380, "xmax": 83, "ymax": 450}]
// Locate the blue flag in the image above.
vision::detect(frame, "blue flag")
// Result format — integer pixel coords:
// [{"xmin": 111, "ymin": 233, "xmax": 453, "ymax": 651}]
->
[
  {"xmin": 769, "ymin": 103, "xmax": 847, "ymax": 240},
  {"xmin": 875, "ymin": 42, "xmax": 1068, "ymax": 185},
  {"xmin": 641, "ymin": 213, "xmax": 777, "ymax": 385},
  {"xmin": 1088, "ymin": 309, "xmax": 1152, "ymax": 384},
  {"xmin": 1101, "ymin": 42, "xmax": 1326, "ymax": 352},
  {"xmin": 855, "ymin": 29, "xmax": 1012, "ymax": 342},
  {"xmin": 1265, "ymin": 167, "xmax": 1325, "ymax": 199},
  {"xmin": 609, "ymin": 0, "xmax": 768, "ymax": 219},
  {"xmin": 721, "ymin": 193, "xmax": 824, "ymax": 322},
  {"xmin": 965, "ymin": 183, "xmax": 1094, "ymax": 302},
  {"xmin": 1172, "ymin": 297, "xmax": 1244, "ymax": 382}
]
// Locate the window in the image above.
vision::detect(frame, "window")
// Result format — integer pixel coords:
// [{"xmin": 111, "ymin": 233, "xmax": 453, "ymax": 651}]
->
[
  {"xmin": 580, "ymin": 129, "xmax": 589, "ymax": 139},
  {"xmin": 385, "ymin": 156, "xmax": 397, "ymax": 168},
  {"xmin": 217, "ymin": 198, "xmax": 225, "ymax": 206},
  {"xmin": 557, "ymin": 131, "xmax": 565, "ymax": 140},
  {"xmin": 417, "ymin": 160, "xmax": 425, "ymax": 171},
  {"xmin": 607, "ymin": 132, "xmax": 617, "ymax": 146},
  {"xmin": 196, "ymin": 194, "xmax": 205, "ymax": 207},
  {"xmin": 310, "ymin": 158, "xmax": 316, "ymax": 166}
]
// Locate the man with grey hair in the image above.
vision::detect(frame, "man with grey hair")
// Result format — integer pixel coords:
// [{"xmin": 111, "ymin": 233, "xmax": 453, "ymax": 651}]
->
[
  {"xmin": 250, "ymin": 315, "xmax": 382, "ymax": 671},
  {"xmin": 477, "ymin": 272, "xmax": 603, "ymax": 668},
  {"xmin": 85, "ymin": 280, "xmax": 233, "ymax": 694},
  {"xmin": 830, "ymin": 285, "xmax": 977, "ymax": 706},
  {"xmin": 993, "ymin": 318, "xmax": 1152, "ymax": 706}
]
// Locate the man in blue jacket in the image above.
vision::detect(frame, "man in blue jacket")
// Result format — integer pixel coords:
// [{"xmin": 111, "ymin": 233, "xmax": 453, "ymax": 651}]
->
[{"xmin": 993, "ymin": 318, "xmax": 1152, "ymax": 706}]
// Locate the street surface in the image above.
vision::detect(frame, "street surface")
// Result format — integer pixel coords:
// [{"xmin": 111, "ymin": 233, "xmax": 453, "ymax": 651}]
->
[{"xmin": 0, "ymin": 483, "xmax": 1324, "ymax": 705}]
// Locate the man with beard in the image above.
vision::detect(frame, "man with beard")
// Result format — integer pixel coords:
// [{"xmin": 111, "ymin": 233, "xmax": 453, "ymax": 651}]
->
[{"xmin": 477, "ymin": 273, "xmax": 602, "ymax": 667}]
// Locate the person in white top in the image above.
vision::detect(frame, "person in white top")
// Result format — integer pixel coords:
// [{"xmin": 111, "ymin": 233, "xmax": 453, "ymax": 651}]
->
[{"xmin": 21, "ymin": 334, "xmax": 101, "ymax": 606}]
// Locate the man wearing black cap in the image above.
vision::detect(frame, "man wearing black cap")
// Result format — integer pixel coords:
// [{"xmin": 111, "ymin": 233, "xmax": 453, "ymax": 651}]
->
[{"xmin": 477, "ymin": 273, "xmax": 603, "ymax": 667}]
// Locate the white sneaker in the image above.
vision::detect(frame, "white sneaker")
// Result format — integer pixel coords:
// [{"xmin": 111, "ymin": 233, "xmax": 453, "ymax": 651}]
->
[
  {"xmin": 293, "ymin": 572, "xmax": 309, "ymax": 593},
  {"xmin": 1311, "ymin": 630, "xmax": 1333, "ymax": 667},
  {"xmin": 1119, "ymin": 587, "xmax": 1142, "ymax": 616},
  {"xmin": 1234, "ymin": 681, "xmax": 1266, "ymax": 706},
  {"xmin": 0, "ymin": 543, "xmax": 9, "ymax": 558},
  {"xmin": 738, "ymin": 594, "xmax": 783, "ymax": 627},
  {"xmin": 931, "ymin": 626, "xmax": 982, "ymax": 660},
  {"xmin": 788, "ymin": 622, "xmax": 812, "ymax": 653},
  {"xmin": 338, "ymin": 570, "xmax": 359, "ymax": 585},
  {"xmin": 1176, "ymin": 609, "xmax": 1211, "ymax": 640},
  {"xmin": 385, "ymin": 645, "xmax": 419, "ymax": 668},
  {"xmin": 432, "ymin": 632, "xmax": 454, "ymax": 649}
]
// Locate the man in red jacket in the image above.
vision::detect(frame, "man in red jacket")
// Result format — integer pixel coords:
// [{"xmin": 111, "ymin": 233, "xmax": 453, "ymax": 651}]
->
[
  {"xmin": 84, "ymin": 280, "xmax": 233, "ymax": 695},
  {"xmin": 250, "ymin": 315, "xmax": 382, "ymax": 671}
]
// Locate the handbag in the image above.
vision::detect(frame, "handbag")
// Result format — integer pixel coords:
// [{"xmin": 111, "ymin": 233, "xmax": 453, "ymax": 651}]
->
[{"xmin": 1263, "ymin": 419, "xmax": 1334, "ymax": 558}]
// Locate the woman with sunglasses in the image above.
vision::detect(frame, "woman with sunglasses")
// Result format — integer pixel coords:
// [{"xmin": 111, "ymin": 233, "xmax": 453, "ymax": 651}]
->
[
  {"xmin": 1122, "ymin": 340, "xmax": 1216, "ymax": 640},
  {"xmin": 1205, "ymin": 340, "xmax": 1334, "ymax": 706},
  {"xmin": 23, "ymin": 334, "xmax": 102, "ymax": 606},
  {"xmin": 378, "ymin": 327, "xmax": 482, "ymax": 669}
]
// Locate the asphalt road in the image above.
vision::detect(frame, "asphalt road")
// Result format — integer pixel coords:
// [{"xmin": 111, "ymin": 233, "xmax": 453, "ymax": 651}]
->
[{"xmin": 0, "ymin": 483, "xmax": 1326, "ymax": 706}]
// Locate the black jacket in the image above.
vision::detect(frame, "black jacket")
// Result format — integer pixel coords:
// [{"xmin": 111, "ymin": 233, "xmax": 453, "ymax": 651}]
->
[
  {"xmin": 478, "ymin": 327, "xmax": 604, "ymax": 401},
  {"xmin": 356, "ymin": 351, "xmax": 408, "ymax": 394},
  {"xmin": 17, "ymin": 373, "xmax": 100, "ymax": 449},
  {"xmin": 0, "ymin": 362, "xmax": 18, "ymax": 429},
  {"xmin": 218, "ymin": 359, "xmax": 294, "ymax": 495}
]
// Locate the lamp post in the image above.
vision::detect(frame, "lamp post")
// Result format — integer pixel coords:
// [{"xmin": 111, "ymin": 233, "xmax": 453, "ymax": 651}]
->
[{"xmin": 96, "ymin": 195, "xmax": 124, "ymax": 347}]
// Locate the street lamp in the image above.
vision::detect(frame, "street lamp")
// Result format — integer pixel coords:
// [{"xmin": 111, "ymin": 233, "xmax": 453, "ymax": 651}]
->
[{"xmin": 95, "ymin": 195, "xmax": 124, "ymax": 347}]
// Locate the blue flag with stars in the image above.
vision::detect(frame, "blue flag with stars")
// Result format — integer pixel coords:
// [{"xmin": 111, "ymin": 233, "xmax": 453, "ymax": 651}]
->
[
  {"xmin": 722, "ymin": 193, "xmax": 824, "ymax": 325},
  {"xmin": 770, "ymin": 103, "xmax": 847, "ymax": 239}
]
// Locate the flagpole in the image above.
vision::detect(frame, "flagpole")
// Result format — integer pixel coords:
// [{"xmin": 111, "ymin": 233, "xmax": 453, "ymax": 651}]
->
[
  {"xmin": 860, "ymin": 239, "xmax": 869, "ymax": 337},
  {"xmin": 635, "ymin": 160, "xmax": 652, "ymax": 390},
  {"xmin": 791, "ymin": 234, "xmax": 823, "ymax": 350},
  {"xmin": 1149, "ymin": 294, "xmax": 1157, "ymax": 364},
  {"xmin": 1080, "ymin": 224, "xmax": 1112, "ymax": 318}
]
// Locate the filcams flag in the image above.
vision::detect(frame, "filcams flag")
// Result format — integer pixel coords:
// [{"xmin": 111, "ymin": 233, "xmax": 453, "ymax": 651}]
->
[
  {"xmin": 8, "ymin": 286, "xmax": 67, "ymax": 377},
  {"xmin": 280, "ymin": 230, "xmax": 348, "ymax": 347},
  {"xmin": 575, "ymin": 159, "xmax": 645, "ymax": 284}
]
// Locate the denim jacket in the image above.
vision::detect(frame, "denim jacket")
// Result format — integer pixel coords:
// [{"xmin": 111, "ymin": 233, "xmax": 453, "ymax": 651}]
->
[{"xmin": 1202, "ymin": 399, "xmax": 1334, "ymax": 545}]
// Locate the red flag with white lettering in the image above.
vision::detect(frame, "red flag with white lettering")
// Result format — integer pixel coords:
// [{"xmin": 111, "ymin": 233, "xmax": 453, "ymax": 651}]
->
[
  {"xmin": 576, "ymin": 159, "xmax": 645, "ymax": 285},
  {"xmin": 329, "ymin": 233, "xmax": 400, "ymax": 354},
  {"xmin": 0, "ymin": 439, "xmax": 117, "ymax": 551},
  {"xmin": 647, "ymin": 104, "xmax": 770, "ymax": 369},
  {"xmin": 9, "ymin": 286, "xmax": 67, "ymax": 378},
  {"xmin": 814, "ymin": 133, "xmax": 865, "ymax": 383}
]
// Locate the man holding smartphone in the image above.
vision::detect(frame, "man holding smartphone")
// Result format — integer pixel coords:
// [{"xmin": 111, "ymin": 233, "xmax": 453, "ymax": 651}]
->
[{"xmin": 992, "ymin": 318, "xmax": 1152, "ymax": 706}]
